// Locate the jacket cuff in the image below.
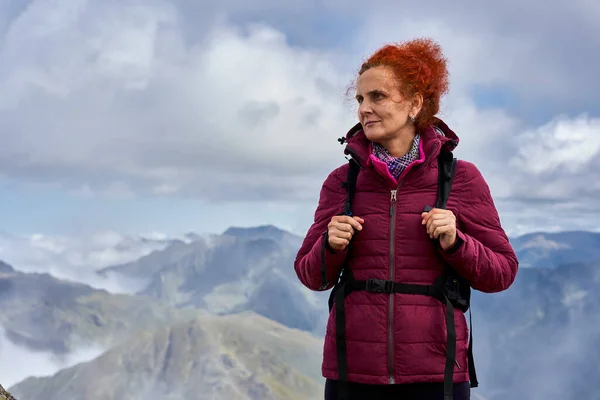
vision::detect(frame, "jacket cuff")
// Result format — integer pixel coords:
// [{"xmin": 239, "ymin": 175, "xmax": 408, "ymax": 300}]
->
[
  {"xmin": 322, "ymin": 231, "xmax": 348, "ymax": 259},
  {"xmin": 318, "ymin": 231, "xmax": 348, "ymax": 289},
  {"xmin": 444, "ymin": 229, "xmax": 465, "ymax": 255}
]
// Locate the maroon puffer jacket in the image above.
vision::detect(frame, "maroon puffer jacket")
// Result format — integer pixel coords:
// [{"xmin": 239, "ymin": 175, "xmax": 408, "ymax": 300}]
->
[{"xmin": 294, "ymin": 119, "xmax": 518, "ymax": 386}]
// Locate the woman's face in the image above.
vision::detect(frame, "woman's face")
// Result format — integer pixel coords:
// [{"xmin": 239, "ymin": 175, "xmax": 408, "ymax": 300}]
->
[{"xmin": 355, "ymin": 66, "xmax": 415, "ymax": 143}]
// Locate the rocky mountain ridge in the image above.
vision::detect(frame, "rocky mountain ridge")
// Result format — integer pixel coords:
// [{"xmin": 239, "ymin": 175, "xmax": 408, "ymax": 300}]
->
[{"xmin": 9, "ymin": 312, "xmax": 324, "ymax": 400}]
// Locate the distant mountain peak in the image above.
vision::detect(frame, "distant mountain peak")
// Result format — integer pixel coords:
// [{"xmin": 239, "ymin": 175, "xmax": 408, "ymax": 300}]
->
[
  {"xmin": 183, "ymin": 232, "xmax": 202, "ymax": 242},
  {"xmin": 222, "ymin": 225, "xmax": 288, "ymax": 238},
  {"xmin": 0, "ymin": 260, "xmax": 15, "ymax": 273}
]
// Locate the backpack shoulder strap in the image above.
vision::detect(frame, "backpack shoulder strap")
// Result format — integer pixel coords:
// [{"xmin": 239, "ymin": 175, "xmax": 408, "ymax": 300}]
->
[
  {"xmin": 328, "ymin": 158, "xmax": 359, "ymax": 311},
  {"xmin": 435, "ymin": 149, "xmax": 457, "ymax": 210},
  {"xmin": 434, "ymin": 150, "xmax": 480, "ymax": 390},
  {"xmin": 342, "ymin": 158, "xmax": 360, "ymax": 216}
]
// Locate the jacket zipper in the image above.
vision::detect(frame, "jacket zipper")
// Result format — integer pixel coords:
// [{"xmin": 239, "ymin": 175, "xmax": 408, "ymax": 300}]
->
[
  {"xmin": 387, "ymin": 143, "xmax": 433, "ymax": 384},
  {"xmin": 353, "ymin": 140, "xmax": 441, "ymax": 384},
  {"xmin": 388, "ymin": 187, "xmax": 397, "ymax": 384}
]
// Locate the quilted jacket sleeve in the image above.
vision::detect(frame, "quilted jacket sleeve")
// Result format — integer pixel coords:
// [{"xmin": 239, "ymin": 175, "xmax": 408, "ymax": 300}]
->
[
  {"xmin": 294, "ymin": 166, "xmax": 349, "ymax": 291},
  {"xmin": 439, "ymin": 161, "xmax": 519, "ymax": 293}
]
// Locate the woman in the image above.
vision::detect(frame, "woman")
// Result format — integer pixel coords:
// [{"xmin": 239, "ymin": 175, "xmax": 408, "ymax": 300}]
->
[{"xmin": 294, "ymin": 38, "xmax": 518, "ymax": 400}]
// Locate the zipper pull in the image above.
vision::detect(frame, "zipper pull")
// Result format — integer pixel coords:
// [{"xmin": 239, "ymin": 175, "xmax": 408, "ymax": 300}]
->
[
  {"xmin": 390, "ymin": 190, "xmax": 397, "ymax": 202},
  {"xmin": 455, "ymin": 360, "xmax": 461, "ymax": 370}
]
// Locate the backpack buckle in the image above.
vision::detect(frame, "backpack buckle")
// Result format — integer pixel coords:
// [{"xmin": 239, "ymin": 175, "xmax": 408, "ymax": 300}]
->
[{"xmin": 366, "ymin": 279, "xmax": 393, "ymax": 293}]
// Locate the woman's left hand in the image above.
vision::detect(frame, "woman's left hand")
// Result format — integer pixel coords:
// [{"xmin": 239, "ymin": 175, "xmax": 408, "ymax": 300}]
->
[{"xmin": 421, "ymin": 208, "xmax": 457, "ymax": 250}]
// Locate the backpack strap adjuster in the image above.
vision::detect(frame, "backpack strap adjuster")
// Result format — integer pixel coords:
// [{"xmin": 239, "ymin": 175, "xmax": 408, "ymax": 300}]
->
[{"xmin": 365, "ymin": 278, "xmax": 393, "ymax": 293}]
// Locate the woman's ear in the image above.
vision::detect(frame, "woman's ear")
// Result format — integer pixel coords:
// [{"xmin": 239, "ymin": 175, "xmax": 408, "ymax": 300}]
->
[{"xmin": 411, "ymin": 93, "xmax": 424, "ymax": 117}]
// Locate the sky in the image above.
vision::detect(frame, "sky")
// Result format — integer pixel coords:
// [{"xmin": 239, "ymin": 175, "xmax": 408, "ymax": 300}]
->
[{"xmin": 0, "ymin": 0, "xmax": 599, "ymax": 241}]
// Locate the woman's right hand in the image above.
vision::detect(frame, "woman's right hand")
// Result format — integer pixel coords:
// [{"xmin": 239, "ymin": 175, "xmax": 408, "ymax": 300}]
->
[{"xmin": 327, "ymin": 215, "xmax": 364, "ymax": 251}]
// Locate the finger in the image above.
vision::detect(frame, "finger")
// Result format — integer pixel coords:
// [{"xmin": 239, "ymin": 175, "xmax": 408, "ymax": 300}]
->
[
  {"xmin": 332, "ymin": 228, "xmax": 353, "ymax": 240},
  {"xmin": 329, "ymin": 216, "xmax": 355, "ymax": 231},
  {"xmin": 433, "ymin": 225, "xmax": 452, "ymax": 239},
  {"xmin": 352, "ymin": 216, "xmax": 365, "ymax": 226},
  {"xmin": 426, "ymin": 214, "xmax": 447, "ymax": 234},
  {"xmin": 329, "ymin": 236, "xmax": 350, "ymax": 248},
  {"xmin": 422, "ymin": 207, "xmax": 437, "ymax": 217},
  {"xmin": 421, "ymin": 208, "xmax": 442, "ymax": 224},
  {"xmin": 332, "ymin": 215, "xmax": 352, "ymax": 227},
  {"xmin": 431, "ymin": 216, "xmax": 455, "ymax": 235},
  {"xmin": 421, "ymin": 212, "xmax": 434, "ymax": 225},
  {"xmin": 427, "ymin": 215, "xmax": 452, "ymax": 236},
  {"xmin": 337, "ymin": 216, "xmax": 362, "ymax": 231},
  {"xmin": 335, "ymin": 223, "xmax": 356, "ymax": 234}
]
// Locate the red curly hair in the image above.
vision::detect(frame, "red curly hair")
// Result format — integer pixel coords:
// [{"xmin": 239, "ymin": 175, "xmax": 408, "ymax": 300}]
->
[{"xmin": 354, "ymin": 38, "xmax": 449, "ymax": 130}]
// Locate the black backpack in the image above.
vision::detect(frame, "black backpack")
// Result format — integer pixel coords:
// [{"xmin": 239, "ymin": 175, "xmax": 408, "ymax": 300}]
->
[{"xmin": 328, "ymin": 148, "xmax": 478, "ymax": 400}]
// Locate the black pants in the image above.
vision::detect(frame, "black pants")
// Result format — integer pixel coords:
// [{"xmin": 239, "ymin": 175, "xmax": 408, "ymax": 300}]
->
[{"xmin": 324, "ymin": 379, "xmax": 471, "ymax": 400}]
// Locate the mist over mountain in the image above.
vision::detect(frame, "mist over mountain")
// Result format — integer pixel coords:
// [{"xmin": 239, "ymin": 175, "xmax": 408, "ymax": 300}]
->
[
  {"xmin": 0, "ymin": 230, "xmax": 182, "ymax": 294},
  {"xmin": 0, "ymin": 263, "xmax": 188, "ymax": 355},
  {"xmin": 9, "ymin": 312, "xmax": 324, "ymax": 400},
  {"xmin": 2, "ymin": 226, "xmax": 600, "ymax": 400},
  {"xmin": 97, "ymin": 225, "xmax": 329, "ymax": 335},
  {"xmin": 0, "ymin": 261, "xmax": 195, "ymax": 387},
  {"xmin": 465, "ymin": 253, "xmax": 600, "ymax": 399},
  {"xmin": 511, "ymin": 230, "xmax": 600, "ymax": 268}
]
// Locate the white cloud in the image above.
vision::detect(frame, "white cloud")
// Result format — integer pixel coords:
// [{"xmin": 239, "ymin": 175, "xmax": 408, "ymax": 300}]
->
[
  {"xmin": 507, "ymin": 115, "xmax": 600, "ymax": 200},
  {"xmin": 350, "ymin": 11, "xmax": 600, "ymax": 208},
  {"xmin": 356, "ymin": 1, "xmax": 600, "ymax": 108},
  {"xmin": 0, "ymin": 327, "xmax": 105, "ymax": 388},
  {"xmin": 495, "ymin": 199, "xmax": 600, "ymax": 238},
  {"xmin": 352, "ymin": 16, "xmax": 537, "ymax": 93},
  {"xmin": 0, "ymin": 230, "xmax": 174, "ymax": 293},
  {"xmin": 511, "ymin": 115, "xmax": 600, "ymax": 175},
  {"xmin": 0, "ymin": 0, "xmax": 598, "ymax": 232},
  {"xmin": 436, "ymin": 95, "xmax": 521, "ymax": 197},
  {"xmin": 0, "ymin": 0, "xmax": 355, "ymax": 202}
]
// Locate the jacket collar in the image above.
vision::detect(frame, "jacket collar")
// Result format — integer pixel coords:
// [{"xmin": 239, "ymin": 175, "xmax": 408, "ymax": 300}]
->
[{"xmin": 341, "ymin": 118, "xmax": 460, "ymax": 169}]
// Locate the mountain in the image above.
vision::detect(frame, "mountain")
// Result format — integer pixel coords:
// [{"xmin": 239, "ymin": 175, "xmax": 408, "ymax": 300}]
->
[
  {"xmin": 0, "ymin": 254, "xmax": 327, "ymax": 399},
  {"xmin": 0, "ymin": 384, "xmax": 16, "ymax": 400},
  {"xmin": 469, "ymin": 259, "xmax": 600, "ymax": 400},
  {"xmin": 0, "ymin": 261, "xmax": 14, "ymax": 273},
  {"xmin": 0, "ymin": 261, "xmax": 192, "ymax": 355},
  {"xmin": 97, "ymin": 238, "xmax": 208, "ymax": 279},
  {"xmin": 510, "ymin": 230, "xmax": 600, "ymax": 268},
  {"xmin": 96, "ymin": 225, "xmax": 329, "ymax": 335},
  {"xmin": 228, "ymin": 268, "xmax": 326, "ymax": 332},
  {"xmin": 95, "ymin": 226, "xmax": 600, "ymax": 339},
  {"xmin": 9, "ymin": 311, "xmax": 324, "ymax": 400},
  {"xmin": 223, "ymin": 225, "xmax": 303, "ymax": 249},
  {"xmin": 6, "ymin": 225, "xmax": 600, "ymax": 400}
]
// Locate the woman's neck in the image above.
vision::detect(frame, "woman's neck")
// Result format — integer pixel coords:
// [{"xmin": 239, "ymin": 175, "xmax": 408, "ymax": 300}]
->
[{"xmin": 377, "ymin": 127, "xmax": 417, "ymax": 158}]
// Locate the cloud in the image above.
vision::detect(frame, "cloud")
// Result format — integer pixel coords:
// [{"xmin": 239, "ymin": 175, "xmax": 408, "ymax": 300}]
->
[
  {"xmin": 351, "ymin": 10, "xmax": 600, "ymax": 208},
  {"xmin": 356, "ymin": 1, "xmax": 600, "ymax": 116},
  {"xmin": 0, "ymin": 0, "xmax": 356, "ymax": 202},
  {"xmin": 508, "ymin": 115, "xmax": 600, "ymax": 199},
  {"xmin": 0, "ymin": 327, "xmax": 105, "ymax": 388},
  {"xmin": 494, "ymin": 199, "xmax": 600, "ymax": 238},
  {"xmin": 0, "ymin": 0, "xmax": 598, "ymax": 223},
  {"xmin": 512, "ymin": 115, "xmax": 600, "ymax": 175},
  {"xmin": 0, "ymin": 230, "xmax": 174, "ymax": 293}
]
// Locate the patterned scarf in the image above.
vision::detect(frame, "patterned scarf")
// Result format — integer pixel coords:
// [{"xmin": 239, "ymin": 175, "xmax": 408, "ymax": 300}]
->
[{"xmin": 372, "ymin": 134, "xmax": 421, "ymax": 180}]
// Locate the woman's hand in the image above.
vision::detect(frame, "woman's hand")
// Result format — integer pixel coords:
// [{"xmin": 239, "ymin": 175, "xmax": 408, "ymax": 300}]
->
[
  {"xmin": 421, "ymin": 208, "xmax": 457, "ymax": 250},
  {"xmin": 327, "ymin": 215, "xmax": 364, "ymax": 251}
]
